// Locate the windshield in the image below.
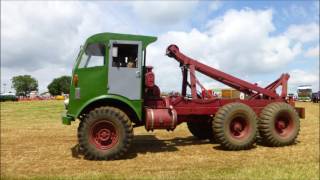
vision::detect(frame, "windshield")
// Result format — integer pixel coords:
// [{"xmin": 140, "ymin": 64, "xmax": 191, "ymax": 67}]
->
[
  {"xmin": 73, "ymin": 46, "xmax": 83, "ymax": 69},
  {"xmin": 77, "ymin": 43, "xmax": 106, "ymax": 68}
]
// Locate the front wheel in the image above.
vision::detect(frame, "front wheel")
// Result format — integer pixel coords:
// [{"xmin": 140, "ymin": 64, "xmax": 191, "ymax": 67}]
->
[
  {"xmin": 78, "ymin": 106, "xmax": 133, "ymax": 160},
  {"xmin": 213, "ymin": 103, "xmax": 257, "ymax": 150}
]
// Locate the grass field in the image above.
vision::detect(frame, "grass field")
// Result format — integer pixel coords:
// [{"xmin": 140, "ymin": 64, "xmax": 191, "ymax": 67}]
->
[{"xmin": 0, "ymin": 100, "xmax": 319, "ymax": 180}]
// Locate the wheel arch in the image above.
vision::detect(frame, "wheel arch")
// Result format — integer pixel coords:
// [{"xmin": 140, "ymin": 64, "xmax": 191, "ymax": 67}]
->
[{"xmin": 76, "ymin": 95, "xmax": 142, "ymax": 124}]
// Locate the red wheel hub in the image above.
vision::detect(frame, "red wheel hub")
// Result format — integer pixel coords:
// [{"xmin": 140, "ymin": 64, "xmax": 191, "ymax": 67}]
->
[
  {"xmin": 90, "ymin": 120, "xmax": 119, "ymax": 150},
  {"xmin": 97, "ymin": 129, "xmax": 111, "ymax": 141},
  {"xmin": 274, "ymin": 112, "xmax": 294, "ymax": 137},
  {"xmin": 229, "ymin": 116, "xmax": 249, "ymax": 139}
]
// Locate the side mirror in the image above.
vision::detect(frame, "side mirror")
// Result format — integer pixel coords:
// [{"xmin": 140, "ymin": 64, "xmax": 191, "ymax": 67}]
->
[{"xmin": 112, "ymin": 47, "xmax": 118, "ymax": 58}]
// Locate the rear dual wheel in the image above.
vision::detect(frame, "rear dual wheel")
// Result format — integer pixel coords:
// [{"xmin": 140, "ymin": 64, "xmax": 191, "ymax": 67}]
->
[
  {"xmin": 258, "ymin": 102, "xmax": 300, "ymax": 146},
  {"xmin": 78, "ymin": 106, "xmax": 133, "ymax": 160},
  {"xmin": 212, "ymin": 102, "xmax": 299, "ymax": 150},
  {"xmin": 213, "ymin": 103, "xmax": 257, "ymax": 150}
]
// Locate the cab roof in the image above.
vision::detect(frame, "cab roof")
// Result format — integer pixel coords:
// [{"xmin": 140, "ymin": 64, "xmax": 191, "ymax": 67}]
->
[{"xmin": 85, "ymin": 32, "xmax": 157, "ymax": 49}]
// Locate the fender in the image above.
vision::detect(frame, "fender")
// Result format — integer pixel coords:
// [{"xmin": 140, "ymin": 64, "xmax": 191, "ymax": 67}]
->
[{"xmin": 76, "ymin": 94, "xmax": 142, "ymax": 120}]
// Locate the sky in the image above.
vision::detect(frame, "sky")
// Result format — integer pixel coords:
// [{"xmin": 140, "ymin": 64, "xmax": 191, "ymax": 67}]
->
[{"xmin": 1, "ymin": 1, "xmax": 319, "ymax": 95}]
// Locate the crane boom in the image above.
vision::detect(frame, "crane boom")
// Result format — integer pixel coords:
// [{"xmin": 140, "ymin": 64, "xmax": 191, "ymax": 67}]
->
[{"xmin": 166, "ymin": 44, "xmax": 289, "ymax": 99}]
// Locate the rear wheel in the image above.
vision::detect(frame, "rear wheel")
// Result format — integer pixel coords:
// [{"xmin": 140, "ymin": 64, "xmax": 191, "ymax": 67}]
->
[
  {"xmin": 78, "ymin": 106, "xmax": 133, "ymax": 160},
  {"xmin": 213, "ymin": 103, "xmax": 257, "ymax": 150},
  {"xmin": 258, "ymin": 102, "xmax": 300, "ymax": 146},
  {"xmin": 187, "ymin": 116, "xmax": 213, "ymax": 140}
]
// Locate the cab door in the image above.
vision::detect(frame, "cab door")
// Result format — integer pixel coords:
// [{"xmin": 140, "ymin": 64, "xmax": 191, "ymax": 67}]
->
[
  {"xmin": 68, "ymin": 43, "xmax": 107, "ymax": 115},
  {"xmin": 108, "ymin": 40, "xmax": 142, "ymax": 100}
]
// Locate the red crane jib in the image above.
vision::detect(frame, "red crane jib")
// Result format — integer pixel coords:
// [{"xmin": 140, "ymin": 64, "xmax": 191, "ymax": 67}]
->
[{"xmin": 166, "ymin": 44, "xmax": 289, "ymax": 99}]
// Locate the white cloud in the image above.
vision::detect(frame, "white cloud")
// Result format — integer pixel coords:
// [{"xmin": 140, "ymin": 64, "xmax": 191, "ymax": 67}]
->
[
  {"xmin": 148, "ymin": 9, "xmax": 303, "ymax": 92},
  {"xmin": 131, "ymin": 1, "xmax": 198, "ymax": 25},
  {"xmin": 304, "ymin": 46, "xmax": 320, "ymax": 58},
  {"xmin": 1, "ymin": 2, "xmax": 81, "ymax": 70},
  {"xmin": 1, "ymin": 2, "xmax": 317, "ymax": 95},
  {"xmin": 285, "ymin": 23, "xmax": 319, "ymax": 43},
  {"xmin": 1, "ymin": 1, "xmax": 137, "ymax": 92},
  {"xmin": 288, "ymin": 69, "xmax": 319, "ymax": 92}
]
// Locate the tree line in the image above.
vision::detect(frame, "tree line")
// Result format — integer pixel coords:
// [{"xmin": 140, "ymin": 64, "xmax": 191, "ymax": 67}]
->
[{"xmin": 10, "ymin": 75, "xmax": 71, "ymax": 96}]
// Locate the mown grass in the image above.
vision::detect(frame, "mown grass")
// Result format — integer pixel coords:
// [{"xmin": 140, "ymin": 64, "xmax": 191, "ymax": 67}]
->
[{"xmin": 0, "ymin": 101, "xmax": 319, "ymax": 180}]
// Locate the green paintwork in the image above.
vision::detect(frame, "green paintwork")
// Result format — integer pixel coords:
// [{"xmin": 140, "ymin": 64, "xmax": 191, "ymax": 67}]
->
[
  {"xmin": 63, "ymin": 32, "xmax": 157, "ymax": 124},
  {"xmin": 297, "ymin": 97, "xmax": 311, "ymax": 101},
  {"xmin": 61, "ymin": 111, "xmax": 73, "ymax": 125},
  {"xmin": 74, "ymin": 94, "xmax": 143, "ymax": 120},
  {"xmin": 86, "ymin": 32, "xmax": 157, "ymax": 49}
]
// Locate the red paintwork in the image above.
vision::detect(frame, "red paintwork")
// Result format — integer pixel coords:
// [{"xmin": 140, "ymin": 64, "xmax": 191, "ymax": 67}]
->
[
  {"xmin": 143, "ymin": 45, "xmax": 303, "ymax": 129},
  {"xmin": 201, "ymin": 89, "xmax": 213, "ymax": 99},
  {"xmin": 274, "ymin": 111, "xmax": 295, "ymax": 137},
  {"xmin": 166, "ymin": 44, "xmax": 289, "ymax": 99},
  {"xmin": 229, "ymin": 116, "xmax": 250, "ymax": 139},
  {"xmin": 145, "ymin": 66, "xmax": 155, "ymax": 88},
  {"xmin": 89, "ymin": 120, "xmax": 119, "ymax": 150},
  {"xmin": 145, "ymin": 108, "xmax": 177, "ymax": 131}
]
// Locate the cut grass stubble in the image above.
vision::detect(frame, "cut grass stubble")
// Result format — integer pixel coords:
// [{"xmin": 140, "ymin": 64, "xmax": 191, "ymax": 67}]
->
[{"xmin": 0, "ymin": 101, "xmax": 319, "ymax": 180}]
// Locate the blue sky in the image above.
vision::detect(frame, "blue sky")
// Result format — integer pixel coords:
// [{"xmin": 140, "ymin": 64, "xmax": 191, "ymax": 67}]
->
[
  {"xmin": 194, "ymin": 1, "xmax": 318, "ymax": 31},
  {"xmin": 1, "ymin": 1, "xmax": 319, "ymax": 94}
]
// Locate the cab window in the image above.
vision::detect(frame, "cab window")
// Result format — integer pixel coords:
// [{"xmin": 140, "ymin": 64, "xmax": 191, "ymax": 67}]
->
[
  {"xmin": 78, "ymin": 43, "xmax": 105, "ymax": 68},
  {"xmin": 111, "ymin": 44, "xmax": 138, "ymax": 68}
]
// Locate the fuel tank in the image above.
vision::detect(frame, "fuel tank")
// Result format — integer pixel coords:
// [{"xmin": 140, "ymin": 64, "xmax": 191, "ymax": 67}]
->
[{"xmin": 145, "ymin": 108, "xmax": 177, "ymax": 131}]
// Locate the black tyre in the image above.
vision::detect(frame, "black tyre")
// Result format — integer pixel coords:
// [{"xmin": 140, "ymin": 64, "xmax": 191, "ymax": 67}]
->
[
  {"xmin": 78, "ymin": 106, "xmax": 133, "ymax": 160},
  {"xmin": 187, "ymin": 116, "xmax": 213, "ymax": 140},
  {"xmin": 258, "ymin": 102, "xmax": 300, "ymax": 146},
  {"xmin": 213, "ymin": 103, "xmax": 257, "ymax": 150}
]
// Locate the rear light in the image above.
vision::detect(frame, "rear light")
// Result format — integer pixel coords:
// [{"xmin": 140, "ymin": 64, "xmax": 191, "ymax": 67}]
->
[{"xmin": 73, "ymin": 74, "xmax": 79, "ymax": 87}]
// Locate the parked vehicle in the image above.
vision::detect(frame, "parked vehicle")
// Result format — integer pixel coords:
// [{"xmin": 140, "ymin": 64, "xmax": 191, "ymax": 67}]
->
[
  {"xmin": 312, "ymin": 91, "xmax": 320, "ymax": 103},
  {"xmin": 0, "ymin": 93, "xmax": 18, "ymax": 102},
  {"xmin": 297, "ymin": 85, "xmax": 312, "ymax": 101}
]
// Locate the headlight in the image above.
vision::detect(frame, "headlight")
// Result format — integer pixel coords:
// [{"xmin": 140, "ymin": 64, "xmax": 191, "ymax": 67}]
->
[{"xmin": 64, "ymin": 98, "xmax": 69, "ymax": 109}]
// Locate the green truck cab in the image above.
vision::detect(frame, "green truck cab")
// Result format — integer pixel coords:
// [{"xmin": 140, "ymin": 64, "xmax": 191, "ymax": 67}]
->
[
  {"xmin": 62, "ymin": 32, "xmax": 158, "ymax": 160},
  {"xmin": 62, "ymin": 32, "xmax": 157, "ymax": 126}
]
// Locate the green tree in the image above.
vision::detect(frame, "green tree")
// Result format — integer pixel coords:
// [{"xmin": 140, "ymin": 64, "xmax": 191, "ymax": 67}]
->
[
  {"xmin": 47, "ymin": 76, "xmax": 71, "ymax": 96},
  {"xmin": 11, "ymin": 75, "xmax": 38, "ymax": 96}
]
